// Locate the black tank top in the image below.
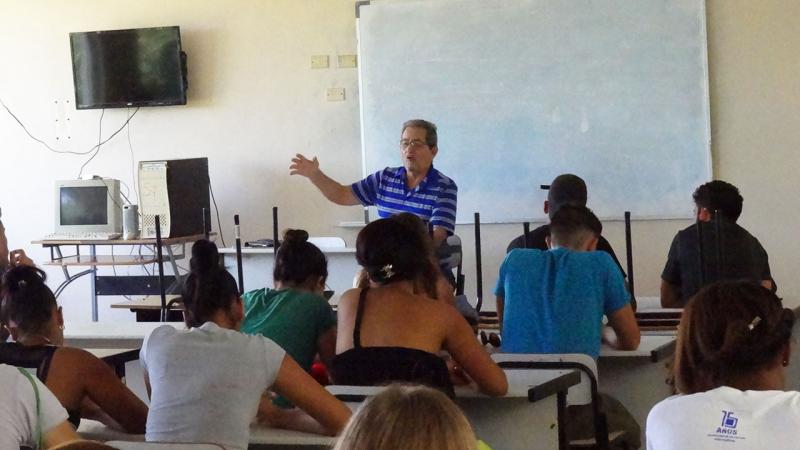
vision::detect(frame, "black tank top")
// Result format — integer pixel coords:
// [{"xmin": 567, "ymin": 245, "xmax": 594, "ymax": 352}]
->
[
  {"xmin": 330, "ymin": 288, "xmax": 454, "ymax": 397},
  {"xmin": 0, "ymin": 342, "xmax": 82, "ymax": 428}
]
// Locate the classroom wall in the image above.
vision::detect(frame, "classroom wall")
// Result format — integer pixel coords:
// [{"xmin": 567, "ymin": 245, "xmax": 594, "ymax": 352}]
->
[{"xmin": 1, "ymin": 0, "xmax": 798, "ymax": 323}]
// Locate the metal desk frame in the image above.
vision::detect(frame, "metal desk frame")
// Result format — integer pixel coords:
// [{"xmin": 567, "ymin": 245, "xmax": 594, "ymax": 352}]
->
[{"xmin": 35, "ymin": 234, "xmax": 205, "ymax": 321}]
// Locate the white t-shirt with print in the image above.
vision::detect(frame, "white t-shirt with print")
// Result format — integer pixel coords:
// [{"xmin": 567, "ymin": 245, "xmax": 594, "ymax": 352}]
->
[
  {"xmin": 141, "ymin": 322, "xmax": 286, "ymax": 450},
  {"xmin": 647, "ymin": 386, "xmax": 800, "ymax": 450},
  {"xmin": 0, "ymin": 363, "xmax": 69, "ymax": 449}
]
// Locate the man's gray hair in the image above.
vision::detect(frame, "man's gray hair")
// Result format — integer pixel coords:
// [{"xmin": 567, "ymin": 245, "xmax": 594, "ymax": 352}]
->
[{"xmin": 401, "ymin": 119, "xmax": 438, "ymax": 148}]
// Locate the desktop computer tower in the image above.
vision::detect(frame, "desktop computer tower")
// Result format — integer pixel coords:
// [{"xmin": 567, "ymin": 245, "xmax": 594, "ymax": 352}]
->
[{"xmin": 138, "ymin": 157, "xmax": 210, "ymax": 238}]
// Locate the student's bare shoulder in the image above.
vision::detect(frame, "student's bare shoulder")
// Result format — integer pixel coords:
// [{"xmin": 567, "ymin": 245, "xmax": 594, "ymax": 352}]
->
[
  {"xmin": 337, "ymin": 288, "xmax": 362, "ymax": 310},
  {"xmin": 52, "ymin": 346, "xmax": 108, "ymax": 373},
  {"xmin": 55, "ymin": 346, "xmax": 98, "ymax": 361},
  {"xmin": 416, "ymin": 293, "xmax": 462, "ymax": 322}
]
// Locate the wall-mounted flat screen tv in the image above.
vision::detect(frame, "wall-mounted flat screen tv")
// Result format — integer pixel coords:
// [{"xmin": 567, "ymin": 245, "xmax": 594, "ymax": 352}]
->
[{"xmin": 70, "ymin": 26, "xmax": 187, "ymax": 109}]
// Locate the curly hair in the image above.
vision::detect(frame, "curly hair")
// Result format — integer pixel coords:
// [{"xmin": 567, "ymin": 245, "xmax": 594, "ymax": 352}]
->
[{"xmin": 674, "ymin": 281, "xmax": 794, "ymax": 394}]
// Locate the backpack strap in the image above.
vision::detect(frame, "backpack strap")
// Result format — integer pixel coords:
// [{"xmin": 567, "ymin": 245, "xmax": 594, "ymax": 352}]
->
[{"xmin": 17, "ymin": 367, "xmax": 42, "ymax": 450}]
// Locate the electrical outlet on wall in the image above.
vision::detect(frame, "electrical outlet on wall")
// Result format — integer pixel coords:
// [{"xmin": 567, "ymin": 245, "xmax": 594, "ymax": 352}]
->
[
  {"xmin": 326, "ymin": 88, "xmax": 345, "ymax": 102},
  {"xmin": 337, "ymin": 54, "xmax": 357, "ymax": 68},
  {"xmin": 311, "ymin": 55, "xmax": 330, "ymax": 69}
]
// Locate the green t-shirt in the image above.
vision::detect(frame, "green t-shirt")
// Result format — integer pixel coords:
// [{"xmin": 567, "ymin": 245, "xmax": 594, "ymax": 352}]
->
[{"xmin": 241, "ymin": 288, "xmax": 336, "ymax": 373}]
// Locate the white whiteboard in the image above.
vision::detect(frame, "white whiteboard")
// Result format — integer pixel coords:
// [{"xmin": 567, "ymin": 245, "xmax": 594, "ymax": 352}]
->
[{"xmin": 357, "ymin": 0, "xmax": 711, "ymax": 223}]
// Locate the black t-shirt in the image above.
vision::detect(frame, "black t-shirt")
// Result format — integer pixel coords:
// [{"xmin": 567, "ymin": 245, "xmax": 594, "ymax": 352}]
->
[
  {"xmin": 506, "ymin": 224, "xmax": 626, "ymax": 278},
  {"xmin": 661, "ymin": 221, "xmax": 774, "ymax": 305}
]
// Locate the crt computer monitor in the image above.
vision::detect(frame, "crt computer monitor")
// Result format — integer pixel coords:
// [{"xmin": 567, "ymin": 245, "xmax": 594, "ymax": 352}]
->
[{"xmin": 54, "ymin": 179, "xmax": 123, "ymax": 234}]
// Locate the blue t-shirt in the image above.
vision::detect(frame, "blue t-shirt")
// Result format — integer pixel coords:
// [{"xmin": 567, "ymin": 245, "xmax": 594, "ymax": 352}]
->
[
  {"xmin": 351, "ymin": 166, "xmax": 457, "ymax": 234},
  {"xmin": 494, "ymin": 248, "xmax": 630, "ymax": 359}
]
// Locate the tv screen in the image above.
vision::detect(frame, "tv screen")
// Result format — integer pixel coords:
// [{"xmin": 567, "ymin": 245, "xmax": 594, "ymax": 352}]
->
[{"xmin": 70, "ymin": 26, "xmax": 186, "ymax": 109}]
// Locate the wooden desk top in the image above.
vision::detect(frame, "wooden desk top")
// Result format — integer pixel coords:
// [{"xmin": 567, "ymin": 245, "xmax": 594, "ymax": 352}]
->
[
  {"xmin": 487, "ymin": 334, "xmax": 677, "ymax": 363},
  {"xmin": 219, "ymin": 247, "xmax": 356, "ymax": 255},
  {"xmin": 85, "ymin": 348, "xmax": 139, "ymax": 360},
  {"xmin": 600, "ymin": 334, "xmax": 676, "ymax": 362},
  {"xmin": 64, "ymin": 321, "xmax": 184, "ymax": 339},
  {"xmin": 43, "ymin": 255, "xmax": 161, "ymax": 267},
  {"xmin": 110, "ymin": 295, "xmax": 183, "ymax": 310},
  {"xmin": 78, "ymin": 419, "xmax": 339, "ymax": 446},
  {"xmin": 34, "ymin": 233, "xmax": 208, "ymax": 246},
  {"xmin": 326, "ymin": 370, "xmax": 578, "ymax": 401}
]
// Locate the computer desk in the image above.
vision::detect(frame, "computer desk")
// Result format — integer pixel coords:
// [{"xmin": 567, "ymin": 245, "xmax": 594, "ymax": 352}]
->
[{"xmin": 34, "ymin": 234, "xmax": 205, "ymax": 321}]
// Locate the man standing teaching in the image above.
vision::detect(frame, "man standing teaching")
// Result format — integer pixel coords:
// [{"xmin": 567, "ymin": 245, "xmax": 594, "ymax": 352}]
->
[{"xmin": 289, "ymin": 119, "xmax": 457, "ymax": 247}]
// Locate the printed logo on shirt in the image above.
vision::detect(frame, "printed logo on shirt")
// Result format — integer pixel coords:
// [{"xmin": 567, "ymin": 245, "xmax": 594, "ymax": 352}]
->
[
  {"xmin": 707, "ymin": 410, "xmax": 746, "ymax": 443},
  {"xmin": 721, "ymin": 411, "xmax": 738, "ymax": 430}
]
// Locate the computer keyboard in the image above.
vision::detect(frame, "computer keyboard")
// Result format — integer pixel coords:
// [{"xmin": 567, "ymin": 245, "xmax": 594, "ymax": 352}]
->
[{"xmin": 43, "ymin": 232, "xmax": 123, "ymax": 241}]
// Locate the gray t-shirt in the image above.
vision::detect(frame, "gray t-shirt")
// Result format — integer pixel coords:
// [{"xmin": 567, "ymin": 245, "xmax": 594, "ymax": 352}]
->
[
  {"xmin": 141, "ymin": 322, "xmax": 286, "ymax": 450},
  {"xmin": 0, "ymin": 364, "xmax": 68, "ymax": 449}
]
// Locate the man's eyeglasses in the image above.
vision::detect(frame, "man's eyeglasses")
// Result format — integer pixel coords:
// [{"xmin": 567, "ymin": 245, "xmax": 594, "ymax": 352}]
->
[{"xmin": 399, "ymin": 140, "xmax": 429, "ymax": 150}]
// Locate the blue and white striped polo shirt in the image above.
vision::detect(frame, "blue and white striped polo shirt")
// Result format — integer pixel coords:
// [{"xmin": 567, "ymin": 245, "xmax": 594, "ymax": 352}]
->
[{"xmin": 351, "ymin": 166, "xmax": 458, "ymax": 234}]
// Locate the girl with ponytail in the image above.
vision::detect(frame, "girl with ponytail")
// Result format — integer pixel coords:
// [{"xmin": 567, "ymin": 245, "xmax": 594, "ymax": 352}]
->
[
  {"xmin": 240, "ymin": 229, "xmax": 337, "ymax": 389},
  {"xmin": 647, "ymin": 281, "xmax": 798, "ymax": 449},
  {"xmin": 141, "ymin": 239, "xmax": 349, "ymax": 450},
  {"xmin": 0, "ymin": 266, "xmax": 148, "ymax": 434},
  {"xmin": 330, "ymin": 218, "xmax": 507, "ymax": 397},
  {"xmin": 353, "ymin": 213, "xmax": 456, "ymax": 305}
]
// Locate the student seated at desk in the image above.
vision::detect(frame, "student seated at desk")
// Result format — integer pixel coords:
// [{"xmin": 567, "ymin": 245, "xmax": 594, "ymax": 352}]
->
[
  {"xmin": 505, "ymin": 174, "xmax": 625, "ymax": 275},
  {"xmin": 647, "ymin": 281, "xmax": 798, "ymax": 450},
  {"xmin": 332, "ymin": 218, "xmax": 507, "ymax": 397},
  {"xmin": 241, "ymin": 229, "xmax": 337, "ymax": 389},
  {"xmin": 354, "ymin": 213, "xmax": 456, "ymax": 305},
  {"xmin": 0, "ymin": 266, "xmax": 148, "ymax": 434},
  {"xmin": 334, "ymin": 384, "xmax": 490, "ymax": 450},
  {"xmin": 495, "ymin": 205, "xmax": 640, "ymax": 356},
  {"xmin": 0, "ymin": 363, "xmax": 83, "ymax": 449},
  {"xmin": 141, "ymin": 240, "xmax": 350, "ymax": 450},
  {"xmin": 495, "ymin": 205, "xmax": 640, "ymax": 449},
  {"xmin": 660, "ymin": 180, "xmax": 775, "ymax": 308}
]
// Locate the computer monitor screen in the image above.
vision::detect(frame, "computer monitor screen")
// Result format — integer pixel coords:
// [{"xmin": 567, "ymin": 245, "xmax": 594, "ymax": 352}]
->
[
  {"xmin": 59, "ymin": 186, "xmax": 108, "ymax": 225},
  {"xmin": 54, "ymin": 179, "xmax": 122, "ymax": 233}
]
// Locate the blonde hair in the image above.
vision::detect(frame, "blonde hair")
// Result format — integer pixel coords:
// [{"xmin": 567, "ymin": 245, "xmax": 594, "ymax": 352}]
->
[{"xmin": 333, "ymin": 384, "xmax": 477, "ymax": 450}]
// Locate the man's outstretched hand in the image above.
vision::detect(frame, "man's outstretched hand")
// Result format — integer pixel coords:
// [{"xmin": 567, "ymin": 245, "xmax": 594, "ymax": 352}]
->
[{"xmin": 289, "ymin": 154, "xmax": 321, "ymax": 179}]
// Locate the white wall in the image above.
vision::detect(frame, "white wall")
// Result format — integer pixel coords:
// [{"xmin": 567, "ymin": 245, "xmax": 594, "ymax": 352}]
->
[
  {"xmin": 0, "ymin": 0, "xmax": 364, "ymax": 322},
  {"xmin": 1, "ymin": 0, "xmax": 798, "ymax": 323},
  {"xmin": 706, "ymin": 0, "xmax": 800, "ymax": 307}
]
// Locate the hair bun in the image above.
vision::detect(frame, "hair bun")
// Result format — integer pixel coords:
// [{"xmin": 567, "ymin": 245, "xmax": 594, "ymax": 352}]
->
[
  {"xmin": 366, "ymin": 263, "xmax": 397, "ymax": 284},
  {"xmin": 2, "ymin": 266, "xmax": 47, "ymax": 294},
  {"xmin": 282, "ymin": 229, "xmax": 309, "ymax": 244},
  {"xmin": 189, "ymin": 239, "xmax": 220, "ymax": 273}
]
